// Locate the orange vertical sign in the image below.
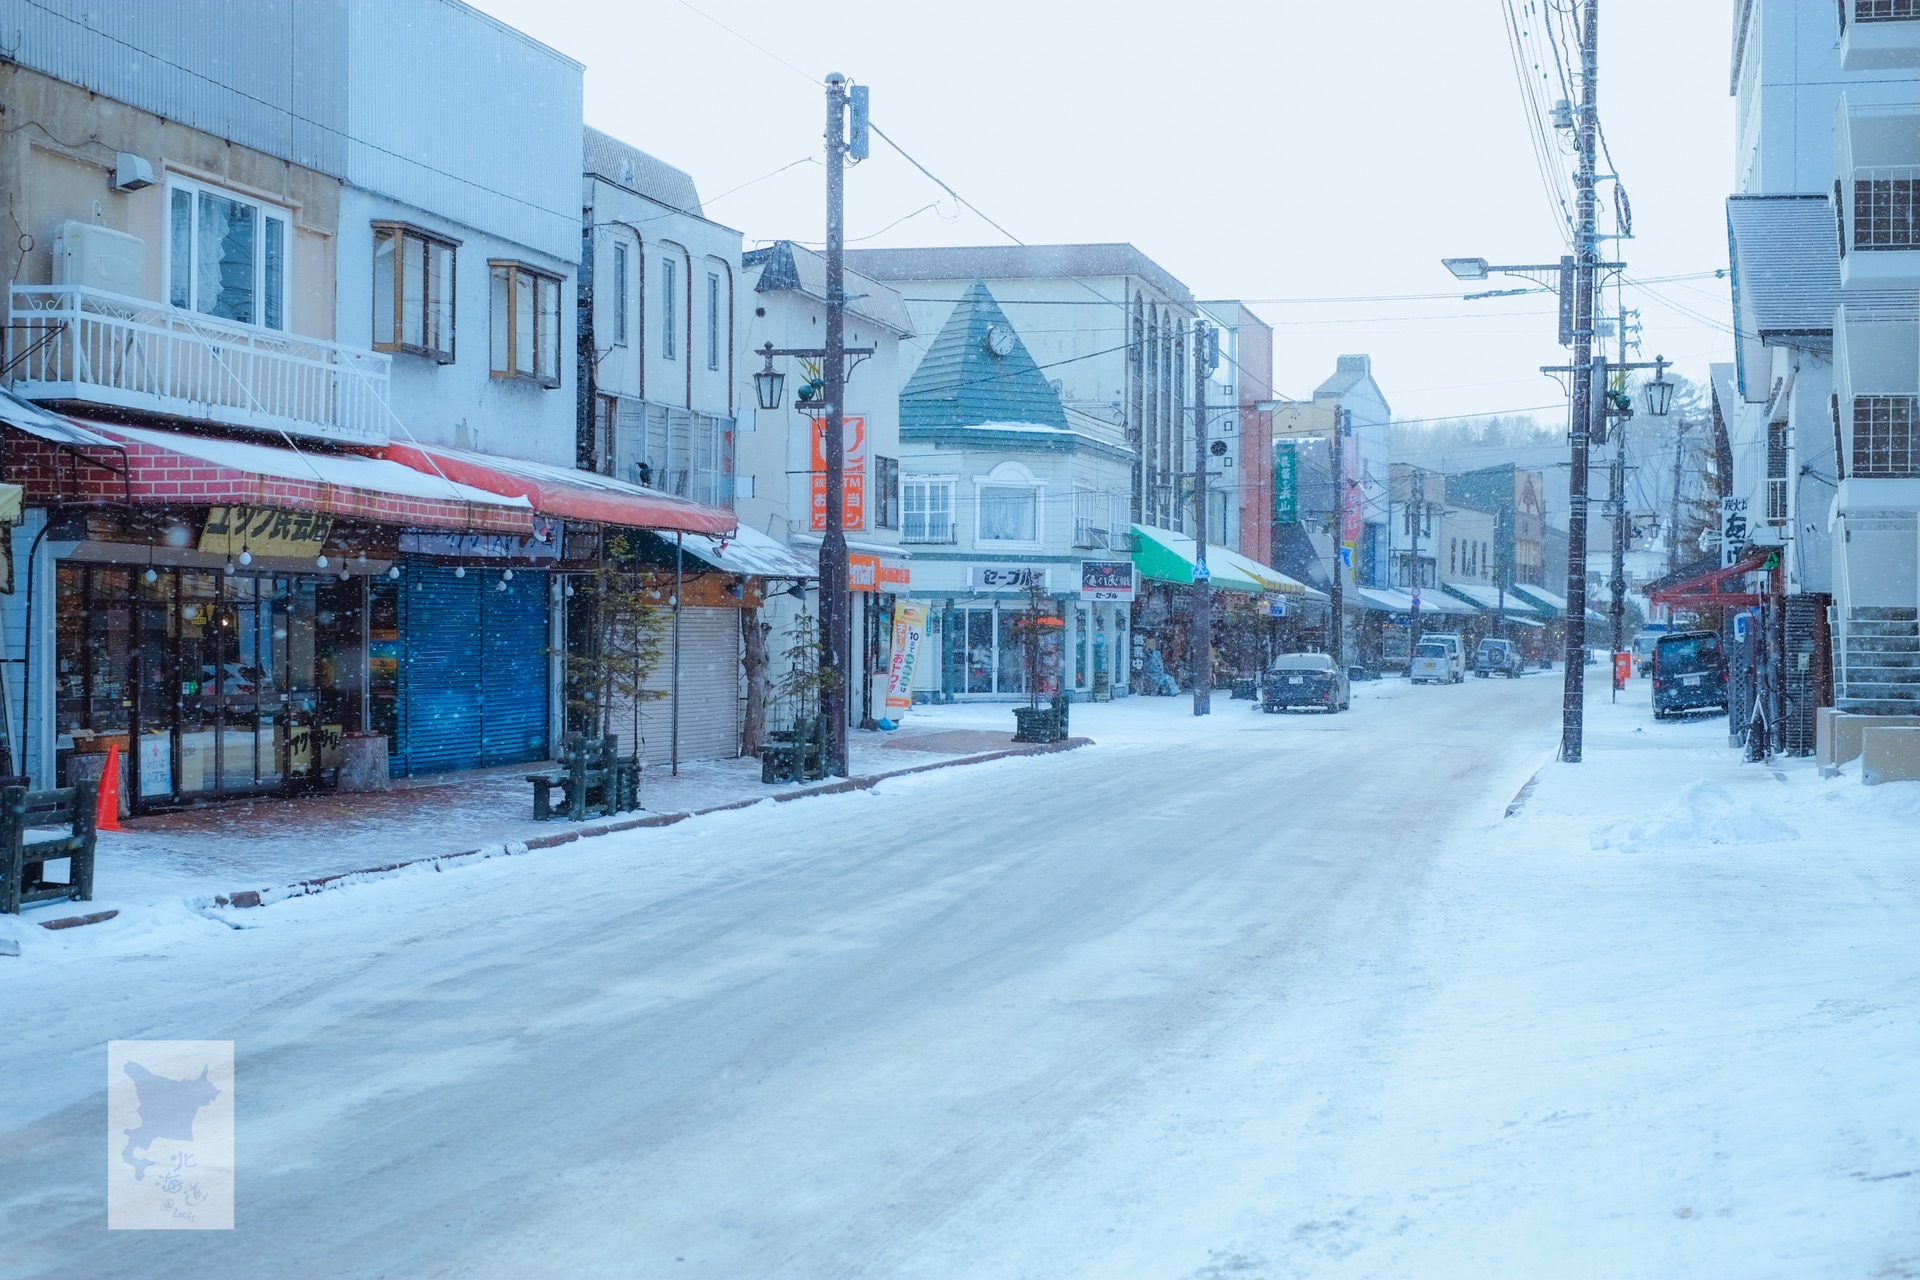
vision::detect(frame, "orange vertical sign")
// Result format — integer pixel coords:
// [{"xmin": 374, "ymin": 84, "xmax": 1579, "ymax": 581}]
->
[{"xmin": 810, "ymin": 415, "xmax": 866, "ymax": 531}]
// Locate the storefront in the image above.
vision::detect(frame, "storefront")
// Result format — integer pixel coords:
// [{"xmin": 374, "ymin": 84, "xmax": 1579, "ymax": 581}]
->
[{"xmin": 1128, "ymin": 524, "xmax": 1318, "ymax": 693}]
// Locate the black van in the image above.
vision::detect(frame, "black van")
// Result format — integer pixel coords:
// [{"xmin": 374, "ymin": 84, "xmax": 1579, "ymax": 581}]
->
[{"xmin": 1651, "ymin": 630, "xmax": 1727, "ymax": 719}]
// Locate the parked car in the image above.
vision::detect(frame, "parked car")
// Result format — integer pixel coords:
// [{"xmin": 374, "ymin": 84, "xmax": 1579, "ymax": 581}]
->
[
  {"xmin": 1421, "ymin": 633, "xmax": 1467, "ymax": 682},
  {"xmin": 1630, "ymin": 627, "xmax": 1670, "ymax": 677},
  {"xmin": 1264, "ymin": 652, "xmax": 1350, "ymax": 712},
  {"xmin": 1409, "ymin": 641, "xmax": 1453, "ymax": 685},
  {"xmin": 1473, "ymin": 638, "xmax": 1523, "ymax": 678},
  {"xmin": 1651, "ymin": 630, "xmax": 1728, "ymax": 719}
]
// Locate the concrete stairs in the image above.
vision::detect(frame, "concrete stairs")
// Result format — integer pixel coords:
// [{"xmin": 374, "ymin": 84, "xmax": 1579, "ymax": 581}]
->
[{"xmin": 1838, "ymin": 606, "xmax": 1920, "ymax": 714}]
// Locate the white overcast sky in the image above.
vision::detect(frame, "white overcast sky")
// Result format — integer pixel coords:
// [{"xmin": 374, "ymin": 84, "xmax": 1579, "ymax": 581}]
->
[{"xmin": 469, "ymin": 0, "xmax": 1737, "ymax": 427}]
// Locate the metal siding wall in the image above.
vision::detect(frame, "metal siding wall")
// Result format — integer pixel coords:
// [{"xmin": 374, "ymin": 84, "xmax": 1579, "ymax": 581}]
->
[
  {"xmin": 344, "ymin": 0, "xmax": 580, "ymax": 261},
  {"xmin": 1, "ymin": 0, "xmax": 349, "ymax": 174},
  {"xmin": 613, "ymin": 607, "xmax": 741, "ymax": 768}
]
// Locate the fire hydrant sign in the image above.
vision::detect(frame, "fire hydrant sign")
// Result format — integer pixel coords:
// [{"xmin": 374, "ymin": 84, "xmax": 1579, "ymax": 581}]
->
[{"xmin": 810, "ymin": 415, "xmax": 865, "ymax": 532}]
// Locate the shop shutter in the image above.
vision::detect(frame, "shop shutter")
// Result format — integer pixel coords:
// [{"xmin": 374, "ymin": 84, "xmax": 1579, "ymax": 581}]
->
[
  {"xmin": 403, "ymin": 563, "xmax": 485, "ymax": 774},
  {"xmin": 627, "ymin": 606, "xmax": 741, "ymax": 767},
  {"xmin": 481, "ymin": 571, "xmax": 551, "ymax": 766}
]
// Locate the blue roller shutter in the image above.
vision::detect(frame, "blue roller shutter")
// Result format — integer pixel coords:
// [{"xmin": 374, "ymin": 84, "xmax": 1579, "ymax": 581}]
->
[
  {"xmin": 402, "ymin": 563, "xmax": 485, "ymax": 774},
  {"xmin": 480, "ymin": 571, "xmax": 550, "ymax": 766}
]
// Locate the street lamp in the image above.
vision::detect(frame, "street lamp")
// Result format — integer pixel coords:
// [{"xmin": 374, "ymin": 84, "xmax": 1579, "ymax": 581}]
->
[
  {"xmin": 752, "ymin": 342, "xmax": 786, "ymax": 413},
  {"xmin": 1442, "ymin": 257, "xmax": 1491, "ymax": 281},
  {"xmin": 1642, "ymin": 355, "xmax": 1674, "ymax": 417}
]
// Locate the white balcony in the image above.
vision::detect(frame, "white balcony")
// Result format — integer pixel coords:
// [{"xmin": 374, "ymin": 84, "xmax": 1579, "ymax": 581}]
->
[
  {"xmin": 7, "ymin": 286, "xmax": 391, "ymax": 445},
  {"xmin": 1841, "ymin": 1, "xmax": 1920, "ymax": 71}
]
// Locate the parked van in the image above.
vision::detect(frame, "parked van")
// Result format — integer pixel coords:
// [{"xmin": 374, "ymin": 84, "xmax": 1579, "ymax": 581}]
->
[
  {"xmin": 1421, "ymin": 633, "xmax": 1467, "ymax": 683},
  {"xmin": 1651, "ymin": 630, "xmax": 1727, "ymax": 719},
  {"xmin": 1409, "ymin": 641, "xmax": 1453, "ymax": 685}
]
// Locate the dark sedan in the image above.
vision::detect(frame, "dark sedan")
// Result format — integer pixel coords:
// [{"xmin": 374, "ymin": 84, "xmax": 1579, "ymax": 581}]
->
[{"xmin": 1263, "ymin": 653, "xmax": 1350, "ymax": 713}]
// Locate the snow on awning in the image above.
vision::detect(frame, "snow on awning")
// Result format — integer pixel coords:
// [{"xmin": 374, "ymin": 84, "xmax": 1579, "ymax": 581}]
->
[
  {"xmin": 0, "ymin": 388, "xmax": 118, "ymax": 446},
  {"xmin": 1132, "ymin": 524, "xmax": 1277, "ymax": 596},
  {"xmin": 80, "ymin": 423, "xmax": 534, "ymax": 533},
  {"xmin": 668, "ymin": 524, "xmax": 815, "ymax": 579},
  {"xmin": 383, "ymin": 442, "xmax": 736, "ymax": 536},
  {"xmin": 1507, "ymin": 583, "xmax": 1604, "ymax": 622}
]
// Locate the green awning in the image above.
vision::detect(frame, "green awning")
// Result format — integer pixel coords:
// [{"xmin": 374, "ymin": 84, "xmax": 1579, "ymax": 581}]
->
[{"xmin": 1130, "ymin": 523, "xmax": 1270, "ymax": 596}]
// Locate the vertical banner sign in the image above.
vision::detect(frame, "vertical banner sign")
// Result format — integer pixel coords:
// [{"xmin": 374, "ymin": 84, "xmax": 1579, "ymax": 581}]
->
[
  {"xmin": 810, "ymin": 415, "xmax": 866, "ymax": 532},
  {"xmin": 1340, "ymin": 438, "xmax": 1363, "ymax": 545},
  {"xmin": 1274, "ymin": 442, "xmax": 1297, "ymax": 522},
  {"xmin": 884, "ymin": 602, "xmax": 928, "ymax": 718}
]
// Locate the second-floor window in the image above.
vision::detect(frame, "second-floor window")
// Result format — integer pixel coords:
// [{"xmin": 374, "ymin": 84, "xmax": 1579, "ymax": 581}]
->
[
  {"xmin": 489, "ymin": 262, "xmax": 561, "ymax": 388},
  {"xmin": 661, "ymin": 257, "xmax": 678, "ymax": 360},
  {"xmin": 903, "ymin": 477, "xmax": 956, "ymax": 543},
  {"xmin": 873, "ymin": 456, "xmax": 900, "ymax": 529},
  {"xmin": 168, "ymin": 181, "xmax": 287, "ymax": 330},
  {"xmin": 707, "ymin": 272, "xmax": 722, "ymax": 371},
  {"xmin": 1853, "ymin": 175, "xmax": 1919, "ymax": 250},
  {"xmin": 612, "ymin": 243, "xmax": 629, "ymax": 346},
  {"xmin": 978, "ymin": 482, "xmax": 1040, "ymax": 545},
  {"xmin": 372, "ymin": 224, "xmax": 455, "ymax": 363}
]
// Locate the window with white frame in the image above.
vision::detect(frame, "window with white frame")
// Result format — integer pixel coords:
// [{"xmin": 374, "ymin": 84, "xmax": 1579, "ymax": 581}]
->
[
  {"xmin": 706, "ymin": 271, "xmax": 721, "ymax": 371},
  {"xmin": 1853, "ymin": 394, "xmax": 1919, "ymax": 477},
  {"xmin": 903, "ymin": 476, "xmax": 957, "ymax": 543},
  {"xmin": 661, "ymin": 256, "xmax": 678, "ymax": 360},
  {"xmin": 874, "ymin": 456, "xmax": 900, "ymax": 529},
  {"xmin": 976, "ymin": 466, "xmax": 1042, "ymax": 546},
  {"xmin": 372, "ymin": 223, "xmax": 455, "ymax": 362},
  {"xmin": 611, "ymin": 242, "xmax": 629, "ymax": 346},
  {"xmin": 168, "ymin": 180, "xmax": 288, "ymax": 330},
  {"xmin": 488, "ymin": 261, "xmax": 562, "ymax": 387}
]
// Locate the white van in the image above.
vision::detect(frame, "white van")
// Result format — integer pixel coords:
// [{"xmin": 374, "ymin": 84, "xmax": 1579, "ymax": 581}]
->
[
  {"xmin": 1420, "ymin": 633, "xmax": 1467, "ymax": 683},
  {"xmin": 1409, "ymin": 640, "xmax": 1453, "ymax": 685}
]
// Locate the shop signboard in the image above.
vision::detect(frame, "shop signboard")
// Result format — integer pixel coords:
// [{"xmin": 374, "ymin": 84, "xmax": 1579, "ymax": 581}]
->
[
  {"xmin": 1274, "ymin": 442, "xmax": 1297, "ymax": 523},
  {"xmin": 1080, "ymin": 560, "xmax": 1135, "ymax": 602},
  {"xmin": 810, "ymin": 415, "xmax": 866, "ymax": 532},
  {"xmin": 970, "ymin": 565, "xmax": 1048, "ymax": 590},
  {"xmin": 399, "ymin": 523, "xmax": 560, "ymax": 561},
  {"xmin": 200, "ymin": 507, "xmax": 333, "ymax": 558},
  {"xmin": 849, "ymin": 554, "xmax": 910, "ymax": 593},
  {"xmin": 884, "ymin": 603, "xmax": 929, "ymax": 719}
]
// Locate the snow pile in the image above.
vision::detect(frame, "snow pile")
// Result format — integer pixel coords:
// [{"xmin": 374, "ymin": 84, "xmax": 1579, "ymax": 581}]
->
[{"xmin": 1591, "ymin": 779, "xmax": 1800, "ymax": 852}]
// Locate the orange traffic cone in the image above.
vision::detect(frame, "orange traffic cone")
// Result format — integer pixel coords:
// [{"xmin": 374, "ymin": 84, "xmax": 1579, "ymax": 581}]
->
[{"xmin": 96, "ymin": 742, "xmax": 123, "ymax": 832}]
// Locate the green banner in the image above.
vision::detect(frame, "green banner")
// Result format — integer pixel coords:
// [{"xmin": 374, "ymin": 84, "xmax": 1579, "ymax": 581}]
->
[{"xmin": 1274, "ymin": 442, "xmax": 1297, "ymax": 522}]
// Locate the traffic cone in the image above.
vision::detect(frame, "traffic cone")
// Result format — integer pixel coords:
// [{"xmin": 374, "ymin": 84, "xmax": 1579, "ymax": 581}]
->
[{"xmin": 96, "ymin": 743, "xmax": 123, "ymax": 832}]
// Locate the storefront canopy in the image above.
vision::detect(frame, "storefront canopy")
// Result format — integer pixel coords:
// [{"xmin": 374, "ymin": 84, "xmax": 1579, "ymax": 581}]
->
[
  {"xmin": 1508, "ymin": 582, "xmax": 1604, "ymax": 622},
  {"xmin": 1130, "ymin": 524, "xmax": 1320, "ymax": 598},
  {"xmin": 383, "ymin": 442, "xmax": 737, "ymax": 536},
  {"xmin": 82, "ymin": 423, "xmax": 534, "ymax": 533},
  {"xmin": 0, "ymin": 388, "xmax": 117, "ymax": 446},
  {"xmin": 1645, "ymin": 547, "xmax": 1776, "ymax": 610},
  {"xmin": 669, "ymin": 523, "xmax": 816, "ymax": 579}
]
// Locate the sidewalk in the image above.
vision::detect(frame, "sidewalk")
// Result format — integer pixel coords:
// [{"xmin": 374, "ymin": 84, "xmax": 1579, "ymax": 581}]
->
[{"xmin": 61, "ymin": 713, "xmax": 1068, "ymax": 906}]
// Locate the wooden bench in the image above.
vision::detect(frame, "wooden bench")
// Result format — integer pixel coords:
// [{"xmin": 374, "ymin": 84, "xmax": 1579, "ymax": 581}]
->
[
  {"xmin": 1, "ymin": 782, "xmax": 98, "ymax": 915},
  {"xmin": 761, "ymin": 716, "xmax": 829, "ymax": 784},
  {"xmin": 527, "ymin": 734, "xmax": 640, "ymax": 821}
]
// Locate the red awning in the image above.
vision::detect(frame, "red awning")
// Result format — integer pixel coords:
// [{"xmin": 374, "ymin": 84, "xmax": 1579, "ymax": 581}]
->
[
  {"xmin": 1647, "ymin": 545, "xmax": 1778, "ymax": 610},
  {"xmin": 383, "ymin": 443, "xmax": 737, "ymax": 536},
  {"xmin": 23, "ymin": 422, "xmax": 535, "ymax": 533}
]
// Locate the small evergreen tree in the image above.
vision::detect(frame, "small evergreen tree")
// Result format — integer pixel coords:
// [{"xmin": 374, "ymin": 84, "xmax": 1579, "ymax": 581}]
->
[{"xmin": 556, "ymin": 532, "xmax": 667, "ymax": 756}]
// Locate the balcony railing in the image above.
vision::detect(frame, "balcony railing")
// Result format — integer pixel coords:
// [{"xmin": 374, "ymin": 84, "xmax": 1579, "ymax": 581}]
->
[{"xmin": 7, "ymin": 285, "xmax": 391, "ymax": 445}]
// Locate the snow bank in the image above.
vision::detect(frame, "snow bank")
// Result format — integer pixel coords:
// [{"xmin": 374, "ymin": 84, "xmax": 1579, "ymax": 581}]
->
[{"xmin": 1591, "ymin": 779, "xmax": 1801, "ymax": 852}]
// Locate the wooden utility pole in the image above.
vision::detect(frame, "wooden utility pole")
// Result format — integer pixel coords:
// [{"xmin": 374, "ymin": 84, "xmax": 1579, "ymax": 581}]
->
[
  {"xmin": 1328, "ymin": 407, "xmax": 1347, "ymax": 667},
  {"xmin": 820, "ymin": 73, "xmax": 851, "ymax": 775},
  {"xmin": 1191, "ymin": 321, "xmax": 1213, "ymax": 716},
  {"xmin": 1560, "ymin": 0, "xmax": 1599, "ymax": 763}
]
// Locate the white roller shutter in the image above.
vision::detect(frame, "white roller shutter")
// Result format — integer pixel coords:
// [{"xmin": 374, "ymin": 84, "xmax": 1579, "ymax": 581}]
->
[{"xmin": 628, "ymin": 606, "xmax": 742, "ymax": 768}]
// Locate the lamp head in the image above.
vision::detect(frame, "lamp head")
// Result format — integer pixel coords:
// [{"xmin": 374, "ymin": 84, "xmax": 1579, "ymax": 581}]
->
[{"xmin": 1442, "ymin": 257, "xmax": 1491, "ymax": 281}]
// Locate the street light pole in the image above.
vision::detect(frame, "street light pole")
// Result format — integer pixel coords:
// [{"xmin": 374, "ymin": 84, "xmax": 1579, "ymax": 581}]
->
[
  {"xmin": 1328, "ymin": 407, "xmax": 1347, "ymax": 668},
  {"xmin": 1191, "ymin": 322, "xmax": 1212, "ymax": 716},
  {"xmin": 1560, "ymin": 0, "xmax": 1599, "ymax": 763},
  {"xmin": 820, "ymin": 73, "xmax": 851, "ymax": 776}
]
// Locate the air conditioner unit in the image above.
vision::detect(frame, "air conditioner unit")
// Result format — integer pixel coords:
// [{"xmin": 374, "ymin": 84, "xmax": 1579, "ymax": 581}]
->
[{"xmin": 52, "ymin": 221, "xmax": 146, "ymax": 297}]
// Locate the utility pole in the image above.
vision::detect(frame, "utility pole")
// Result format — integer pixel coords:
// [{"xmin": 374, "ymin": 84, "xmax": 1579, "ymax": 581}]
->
[
  {"xmin": 1328, "ymin": 407, "xmax": 1347, "ymax": 667},
  {"xmin": 1407, "ymin": 486, "xmax": 1424, "ymax": 654},
  {"xmin": 1609, "ymin": 300, "xmax": 1630, "ymax": 700},
  {"xmin": 1668, "ymin": 418, "xmax": 1692, "ymax": 577},
  {"xmin": 1191, "ymin": 321, "xmax": 1213, "ymax": 716},
  {"xmin": 820, "ymin": 73, "xmax": 851, "ymax": 776},
  {"xmin": 1560, "ymin": 0, "xmax": 1599, "ymax": 764}
]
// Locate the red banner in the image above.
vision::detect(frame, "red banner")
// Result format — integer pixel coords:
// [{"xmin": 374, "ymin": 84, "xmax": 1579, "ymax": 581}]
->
[{"xmin": 810, "ymin": 415, "xmax": 866, "ymax": 531}]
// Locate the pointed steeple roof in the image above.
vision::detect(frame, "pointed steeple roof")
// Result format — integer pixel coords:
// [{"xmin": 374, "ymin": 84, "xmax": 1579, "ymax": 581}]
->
[{"xmin": 900, "ymin": 279, "xmax": 1067, "ymax": 431}]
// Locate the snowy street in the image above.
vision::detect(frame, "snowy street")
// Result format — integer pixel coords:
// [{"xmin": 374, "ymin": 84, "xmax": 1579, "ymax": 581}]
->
[{"xmin": 6, "ymin": 673, "xmax": 1918, "ymax": 1277}]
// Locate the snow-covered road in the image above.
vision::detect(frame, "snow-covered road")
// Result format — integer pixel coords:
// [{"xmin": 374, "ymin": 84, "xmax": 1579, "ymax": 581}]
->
[{"xmin": 5, "ymin": 672, "xmax": 1918, "ymax": 1278}]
